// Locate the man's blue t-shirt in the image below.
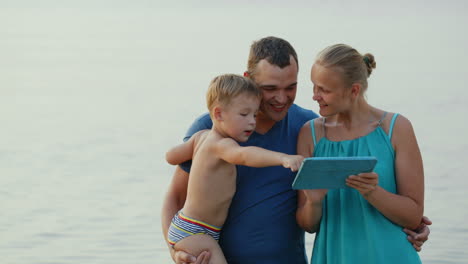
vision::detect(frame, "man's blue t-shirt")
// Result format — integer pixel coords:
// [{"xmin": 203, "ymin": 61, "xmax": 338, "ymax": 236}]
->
[{"xmin": 180, "ymin": 104, "xmax": 318, "ymax": 264}]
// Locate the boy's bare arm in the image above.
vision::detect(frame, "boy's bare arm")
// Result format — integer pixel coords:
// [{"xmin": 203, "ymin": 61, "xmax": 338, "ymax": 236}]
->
[
  {"xmin": 214, "ymin": 138, "xmax": 304, "ymax": 171},
  {"xmin": 166, "ymin": 130, "xmax": 206, "ymax": 165},
  {"xmin": 166, "ymin": 138, "xmax": 195, "ymax": 165}
]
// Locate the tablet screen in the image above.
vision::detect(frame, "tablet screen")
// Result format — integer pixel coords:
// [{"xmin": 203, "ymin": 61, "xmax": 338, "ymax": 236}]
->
[{"xmin": 292, "ymin": 156, "xmax": 377, "ymax": 190}]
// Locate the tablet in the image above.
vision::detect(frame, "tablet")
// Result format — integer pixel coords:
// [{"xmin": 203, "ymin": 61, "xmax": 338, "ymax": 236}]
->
[{"xmin": 292, "ymin": 156, "xmax": 377, "ymax": 190}]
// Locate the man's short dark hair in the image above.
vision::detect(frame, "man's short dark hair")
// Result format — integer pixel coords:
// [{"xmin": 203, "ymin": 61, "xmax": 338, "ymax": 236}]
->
[{"xmin": 247, "ymin": 36, "xmax": 298, "ymax": 79}]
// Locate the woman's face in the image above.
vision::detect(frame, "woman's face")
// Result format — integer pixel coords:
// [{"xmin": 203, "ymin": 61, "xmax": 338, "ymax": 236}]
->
[{"xmin": 310, "ymin": 63, "xmax": 352, "ymax": 117}]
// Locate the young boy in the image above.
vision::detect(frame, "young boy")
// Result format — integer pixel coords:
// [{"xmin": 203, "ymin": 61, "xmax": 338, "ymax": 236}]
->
[{"xmin": 165, "ymin": 74, "xmax": 304, "ymax": 263}]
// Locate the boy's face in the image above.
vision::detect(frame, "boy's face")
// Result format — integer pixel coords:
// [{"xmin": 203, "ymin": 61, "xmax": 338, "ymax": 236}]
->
[
  {"xmin": 220, "ymin": 93, "xmax": 260, "ymax": 142},
  {"xmin": 253, "ymin": 56, "xmax": 298, "ymax": 123}
]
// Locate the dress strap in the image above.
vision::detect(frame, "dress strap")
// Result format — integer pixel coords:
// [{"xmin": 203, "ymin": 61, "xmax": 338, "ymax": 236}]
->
[
  {"xmin": 377, "ymin": 111, "xmax": 388, "ymax": 126},
  {"xmin": 322, "ymin": 117, "xmax": 326, "ymax": 138},
  {"xmin": 310, "ymin": 120, "xmax": 317, "ymax": 147},
  {"xmin": 388, "ymin": 113, "xmax": 399, "ymax": 140}
]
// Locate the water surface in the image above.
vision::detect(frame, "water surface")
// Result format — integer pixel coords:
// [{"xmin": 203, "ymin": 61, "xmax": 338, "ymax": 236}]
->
[{"xmin": 1, "ymin": 2, "xmax": 467, "ymax": 263}]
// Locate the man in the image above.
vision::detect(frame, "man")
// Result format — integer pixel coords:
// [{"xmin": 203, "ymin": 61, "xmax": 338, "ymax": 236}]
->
[{"xmin": 161, "ymin": 36, "xmax": 430, "ymax": 264}]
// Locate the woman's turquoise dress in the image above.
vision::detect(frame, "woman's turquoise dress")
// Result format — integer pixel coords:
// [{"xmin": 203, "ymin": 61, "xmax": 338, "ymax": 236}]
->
[{"xmin": 310, "ymin": 114, "xmax": 421, "ymax": 264}]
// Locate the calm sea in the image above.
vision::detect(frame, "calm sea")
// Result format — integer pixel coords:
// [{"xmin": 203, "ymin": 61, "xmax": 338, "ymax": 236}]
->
[{"xmin": 1, "ymin": 2, "xmax": 467, "ymax": 263}]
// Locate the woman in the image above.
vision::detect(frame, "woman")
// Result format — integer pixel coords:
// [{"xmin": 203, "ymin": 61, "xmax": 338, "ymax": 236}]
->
[{"xmin": 296, "ymin": 44, "xmax": 424, "ymax": 263}]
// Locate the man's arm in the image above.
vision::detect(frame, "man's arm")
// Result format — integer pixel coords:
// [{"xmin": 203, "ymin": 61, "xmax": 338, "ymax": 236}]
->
[
  {"xmin": 161, "ymin": 166, "xmax": 195, "ymax": 262},
  {"xmin": 404, "ymin": 216, "xmax": 432, "ymax": 251},
  {"xmin": 162, "ymin": 113, "xmax": 213, "ymax": 263},
  {"xmin": 161, "ymin": 166, "xmax": 188, "ymax": 246}
]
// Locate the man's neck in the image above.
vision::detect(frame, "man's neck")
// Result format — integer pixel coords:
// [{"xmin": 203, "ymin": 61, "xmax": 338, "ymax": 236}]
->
[{"xmin": 255, "ymin": 113, "xmax": 278, "ymax": 135}]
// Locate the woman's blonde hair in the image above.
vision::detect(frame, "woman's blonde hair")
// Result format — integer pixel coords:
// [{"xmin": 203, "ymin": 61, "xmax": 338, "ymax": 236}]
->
[{"xmin": 316, "ymin": 44, "xmax": 376, "ymax": 92}]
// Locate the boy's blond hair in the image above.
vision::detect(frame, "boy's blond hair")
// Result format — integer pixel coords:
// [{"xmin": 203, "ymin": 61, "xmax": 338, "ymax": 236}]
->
[{"xmin": 206, "ymin": 74, "xmax": 261, "ymax": 116}]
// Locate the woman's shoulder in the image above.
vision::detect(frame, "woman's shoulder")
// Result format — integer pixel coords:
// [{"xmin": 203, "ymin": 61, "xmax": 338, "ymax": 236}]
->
[
  {"xmin": 378, "ymin": 111, "xmax": 416, "ymax": 147},
  {"xmin": 380, "ymin": 112, "xmax": 412, "ymax": 132},
  {"xmin": 391, "ymin": 114, "xmax": 414, "ymax": 136},
  {"xmin": 298, "ymin": 117, "xmax": 326, "ymax": 132}
]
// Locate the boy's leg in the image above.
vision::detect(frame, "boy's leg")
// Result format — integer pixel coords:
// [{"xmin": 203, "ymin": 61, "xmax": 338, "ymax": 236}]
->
[{"xmin": 174, "ymin": 234, "xmax": 227, "ymax": 264}]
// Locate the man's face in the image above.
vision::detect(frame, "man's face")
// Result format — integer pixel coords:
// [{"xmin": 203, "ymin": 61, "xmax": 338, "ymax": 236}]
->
[{"xmin": 253, "ymin": 56, "xmax": 298, "ymax": 122}]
